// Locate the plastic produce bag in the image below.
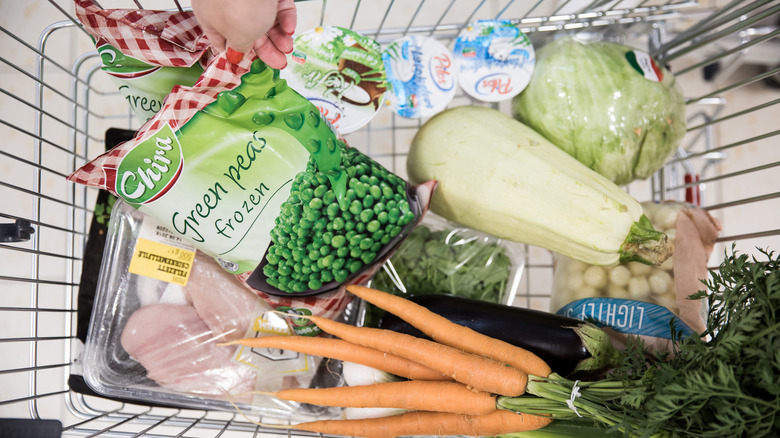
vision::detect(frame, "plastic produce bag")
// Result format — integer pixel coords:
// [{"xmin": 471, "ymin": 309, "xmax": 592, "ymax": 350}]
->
[
  {"xmin": 364, "ymin": 213, "xmax": 525, "ymax": 326},
  {"xmin": 551, "ymin": 201, "xmax": 721, "ymax": 351}
]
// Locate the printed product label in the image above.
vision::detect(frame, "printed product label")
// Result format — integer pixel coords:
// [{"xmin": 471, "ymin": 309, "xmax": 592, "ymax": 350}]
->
[
  {"xmin": 382, "ymin": 35, "xmax": 457, "ymax": 118},
  {"xmin": 128, "ymin": 216, "xmax": 197, "ymax": 285},
  {"xmin": 556, "ymin": 297, "xmax": 695, "ymax": 339},
  {"xmin": 625, "ymin": 50, "xmax": 664, "ymax": 82},
  {"xmin": 282, "ymin": 26, "xmax": 388, "ymax": 134},
  {"xmin": 97, "ymin": 40, "xmax": 202, "ymax": 122},
  {"xmin": 231, "ymin": 301, "xmax": 316, "ymax": 396},
  {"xmin": 453, "ymin": 20, "xmax": 535, "ymax": 102}
]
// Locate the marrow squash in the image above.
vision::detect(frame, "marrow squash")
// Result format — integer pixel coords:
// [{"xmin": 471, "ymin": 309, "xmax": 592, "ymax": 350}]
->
[{"xmin": 406, "ymin": 106, "xmax": 672, "ymax": 266}]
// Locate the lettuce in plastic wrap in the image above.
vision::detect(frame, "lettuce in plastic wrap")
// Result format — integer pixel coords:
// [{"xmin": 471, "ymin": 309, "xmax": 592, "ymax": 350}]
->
[{"xmin": 512, "ymin": 36, "xmax": 686, "ymax": 185}]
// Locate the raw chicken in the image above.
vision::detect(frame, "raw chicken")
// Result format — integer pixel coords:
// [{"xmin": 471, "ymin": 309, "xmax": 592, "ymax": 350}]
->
[
  {"xmin": 185, "ymin": 252, "xmax": 264, "ymax": 342},
  {"xmin": 120, "ymin": 303, "xmax": 256, "ymax": 402}
]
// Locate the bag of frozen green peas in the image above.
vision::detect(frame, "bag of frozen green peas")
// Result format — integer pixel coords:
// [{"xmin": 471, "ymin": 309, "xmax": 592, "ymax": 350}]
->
[{"xmin": 68, "ymin": 52, "xmax": 434, "ymax": 335}]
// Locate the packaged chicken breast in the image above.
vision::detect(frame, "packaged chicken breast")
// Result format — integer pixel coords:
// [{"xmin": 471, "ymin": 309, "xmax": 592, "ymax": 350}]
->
[{"xmin": 82, "ymin": 200, "xmax": 344, "ymax": 419}]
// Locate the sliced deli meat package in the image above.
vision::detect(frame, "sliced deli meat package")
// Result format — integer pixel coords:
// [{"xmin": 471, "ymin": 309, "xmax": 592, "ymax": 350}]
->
[
  {"xmin": 68, "ymin": 29, "xmax": 433, "ymax": 332},
  {"xmin": 551, "ymin": 201, "xmax": 722, "ymax": 352}
]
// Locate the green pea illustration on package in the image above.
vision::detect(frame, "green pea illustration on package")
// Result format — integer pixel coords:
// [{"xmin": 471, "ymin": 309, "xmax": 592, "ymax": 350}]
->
[{"xmin": 69, "ymin": 58, "xmax": 425, "ymax": 296}]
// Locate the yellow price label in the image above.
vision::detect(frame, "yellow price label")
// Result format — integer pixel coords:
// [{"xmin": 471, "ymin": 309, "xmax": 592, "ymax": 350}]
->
[{"xmin": 128, "ymin": 237, "xmax": 196, "ymax": 286}]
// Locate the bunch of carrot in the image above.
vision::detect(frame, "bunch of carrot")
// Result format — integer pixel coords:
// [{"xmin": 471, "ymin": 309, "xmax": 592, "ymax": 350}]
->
[{"xmin": 222, "ymin": 285, "xmax": 554, "ymax": 438}]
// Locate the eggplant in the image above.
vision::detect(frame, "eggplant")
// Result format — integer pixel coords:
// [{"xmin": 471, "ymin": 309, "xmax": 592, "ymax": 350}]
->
[{"xmin": 377, "ymin": 294, "xmax": 616, "ymax": 376}]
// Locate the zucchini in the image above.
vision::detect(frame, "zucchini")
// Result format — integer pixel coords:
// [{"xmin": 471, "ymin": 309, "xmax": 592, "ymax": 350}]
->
[{"xmin": 406, "ymin": 106, "xmax": 672, "ymax": 266}]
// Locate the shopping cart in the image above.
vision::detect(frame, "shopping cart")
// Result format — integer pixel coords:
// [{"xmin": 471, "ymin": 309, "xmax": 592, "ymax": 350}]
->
[{"xmin": 1, "ymin": 0, "xmax": 778, "ymax": 436}]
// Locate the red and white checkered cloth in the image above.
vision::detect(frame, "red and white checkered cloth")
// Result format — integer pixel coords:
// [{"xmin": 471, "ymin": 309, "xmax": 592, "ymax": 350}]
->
[{"xmin": 74, "ymin": 0, "xmax": 211, "ymax": 68}]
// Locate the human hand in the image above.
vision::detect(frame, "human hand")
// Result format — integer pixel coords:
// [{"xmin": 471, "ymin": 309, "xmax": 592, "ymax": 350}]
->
[{"xmin": 191, "ymin": 0, "xmax": 297, "ymax": 69}]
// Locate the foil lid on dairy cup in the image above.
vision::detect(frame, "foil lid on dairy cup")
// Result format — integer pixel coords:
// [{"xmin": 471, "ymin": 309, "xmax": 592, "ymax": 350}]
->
[
  {"xmin": 382, "ymin": 35, "xmax": 457, "ymax": 118},
  {"xmin": 453, "ymin": 20, "xmax": 535, "ymax": 102},
  {"xmin": 282, "ymin": 26, "xmax": 388, "ymax": 134}
]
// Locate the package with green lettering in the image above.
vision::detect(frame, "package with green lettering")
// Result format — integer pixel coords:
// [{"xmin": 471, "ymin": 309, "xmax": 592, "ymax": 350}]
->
[{"xmin": 68, "ymin": 51, "xmax": 433, "ymax": 328}]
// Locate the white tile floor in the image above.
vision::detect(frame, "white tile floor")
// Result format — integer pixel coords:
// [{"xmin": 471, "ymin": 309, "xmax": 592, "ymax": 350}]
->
[{"xmin": 1, "ymin": 0, "xmax": 778, "ymax": 434}]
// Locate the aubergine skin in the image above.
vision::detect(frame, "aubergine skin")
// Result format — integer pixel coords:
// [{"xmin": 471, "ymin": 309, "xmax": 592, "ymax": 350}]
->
[{"xmin": 377, "ymin": 294, "xmax": 590, "ymax": 376}]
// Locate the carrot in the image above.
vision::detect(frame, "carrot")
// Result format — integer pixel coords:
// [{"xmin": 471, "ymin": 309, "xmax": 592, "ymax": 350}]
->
[
  {"xmin": 221, "ymin": 336, "xmax": 449, "ymax": 381},
  {"xmin": 347, "ymin": 285, "xmax": 552, "ymax": 377},
  {"xmin": 287, "ymin": 409, "xmax": 553, "ymax": 438},
  {"xmin": 291, "ymin": 313, "xmax": 528, "ymax": 397},
  {"xmin": 269, "ymin": 380, "xmax": 497, "ymax": 416}
]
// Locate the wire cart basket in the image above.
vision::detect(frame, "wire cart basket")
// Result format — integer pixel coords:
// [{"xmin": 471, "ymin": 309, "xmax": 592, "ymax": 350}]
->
[{"xmin": 1, "ymin": 0, "xmax": 778, "ymax": 436}]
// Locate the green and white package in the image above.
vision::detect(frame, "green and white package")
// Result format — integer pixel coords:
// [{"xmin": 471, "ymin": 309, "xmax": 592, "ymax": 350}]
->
[{"xmin": 68, "ymin": 56, "xmax": 428, "ymax": 301}]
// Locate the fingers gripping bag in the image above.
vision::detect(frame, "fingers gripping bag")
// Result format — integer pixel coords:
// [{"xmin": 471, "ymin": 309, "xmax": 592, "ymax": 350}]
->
[
  {"xmin": 68, "ymin": 47, "xmax": 434, "ymax": 334},
  {"xmin": 551, "ymin": 201, "xmax": 721, "ymax": 352},
  {"xmin": 74, "ymin": 0, "xmax": 211, "ymax": 123}
]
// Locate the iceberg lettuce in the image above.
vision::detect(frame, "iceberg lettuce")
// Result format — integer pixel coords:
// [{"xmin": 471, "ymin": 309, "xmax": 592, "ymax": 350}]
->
[{"xmin": 512, "ymin": 37, "xmax": 686, "ymax": 185}]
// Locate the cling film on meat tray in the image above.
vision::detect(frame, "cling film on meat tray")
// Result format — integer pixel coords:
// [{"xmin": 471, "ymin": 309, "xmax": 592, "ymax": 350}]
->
[{"xmin": 82, "ymin": 200, "xmax": 337, "ymax": 418}]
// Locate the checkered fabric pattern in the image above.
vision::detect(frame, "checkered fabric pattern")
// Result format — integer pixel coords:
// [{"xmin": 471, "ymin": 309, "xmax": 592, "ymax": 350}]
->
[{"xmin": 74, "ymin": 0, "xmax": 210, "ymax": 68}]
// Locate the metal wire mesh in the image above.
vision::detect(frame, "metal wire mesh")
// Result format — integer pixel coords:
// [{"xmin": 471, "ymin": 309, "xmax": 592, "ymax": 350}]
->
[{"xmin": 0, "ymin": 0, "xmax": 777, "ymax": 436}]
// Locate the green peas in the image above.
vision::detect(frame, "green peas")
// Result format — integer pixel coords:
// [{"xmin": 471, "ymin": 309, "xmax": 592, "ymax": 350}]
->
[
  {"xmin": 349, "ymin": 200, "xmax": 362, "ymax": 215},
  {"xmin": 377, "ymin": 211, "xmax": 389, "ymax": 224},
  {"xmin": 388, "ymin": 209, "xmax": 400, "ymax": 224},
  {"xmin": 373, "ymin": 202, "xmax": 385, "ymax": 215},
  {"xmin": 331, "ymin": 235, "xmax": 346, "ymax": 248},
  {"xmin": 323, "ymin": 191, "xmax": 336, "ymax": 204},
  {"xmin": 369, "ymin": 185, "xmax": 382, "ymax": 199},
  {"xmin": 319, "ymin": 245, "xmax": 330, "ymax": 256},
  {"xmin": 367, "ymin": 220, "xmax": 381, "ymax": 233},
  {"xmin": 332, "ymin": 217, "xmax": 345, "ymax": 230},
  {"xmin": 332, "ymin": 258, "xmax": 345, "ymax": 270},
  {"xmin": 334, "ymin": 269, "xmax": 349, "ymax": 283},
  {"xmin": 326, "ymin": 203, "xmax": 340, "ymax": 217},
  {"xmin": 348, "ymin": 260, "xmax": 363, "ymax": 274},
  {"xmin": 362, "ymin": 195, "xmax": 375, "ymax": 208},
  {"xmin": 336, "ymin": 247, "xmax": 349, "ymax": 258},
  {"xmin": 360, "ymin": 251, "xmax": 376, "ymax": 265},
  {"xmin": 359, "ymin": 238, "xmax": 374, "ymax": 250},
  {"xmin": 308, "ymin": 279, "xmax": 322, "ymax": 290},
  {"xmin": 359, "ymin": 209, "xmax": 374, "ymax": 223},
  {"xmin": 349, "ymin": 234, "xmax": 364, "ymax": 247},
  {"xmin": 300, "ymin": 188, "xmax": 314, "ymax": 201},
  {"xmin": 309, "ymin": 198, "xmax": 323, "ymax": 210},
  {"xmin": 320, "ymin": 270, "xmax": 334, "ymax": 283}
]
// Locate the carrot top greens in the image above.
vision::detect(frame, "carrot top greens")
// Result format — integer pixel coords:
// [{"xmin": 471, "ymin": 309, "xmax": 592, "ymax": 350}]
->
[{"xmin": 500, "ymin": 246, "xmax": 780, "ymax": 438}]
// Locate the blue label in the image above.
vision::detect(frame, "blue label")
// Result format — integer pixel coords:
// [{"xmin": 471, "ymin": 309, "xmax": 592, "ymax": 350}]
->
[{"xmin": 556, "ymin": 298, "xmax": 695, "ymax": 339}]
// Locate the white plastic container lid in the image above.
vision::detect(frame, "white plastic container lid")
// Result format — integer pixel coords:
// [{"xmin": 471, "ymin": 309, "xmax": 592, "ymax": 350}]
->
[
  {"xmin": 453, "ymin": 20, "xmax": 535, "ymax": 102},
  {"xmin": 382, "ymin": 35, "xmax": 457, "ymax": 118}
]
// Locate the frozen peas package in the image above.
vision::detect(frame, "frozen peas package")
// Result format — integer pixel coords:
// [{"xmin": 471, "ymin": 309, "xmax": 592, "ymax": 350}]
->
[{"xmin": 67, "ymin": 35, "xmax": 432, "ymax": 331}]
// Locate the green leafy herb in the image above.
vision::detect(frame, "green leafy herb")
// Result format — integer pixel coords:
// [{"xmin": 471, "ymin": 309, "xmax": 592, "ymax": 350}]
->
[
  {"xmin": 365, "ymin": 224, "xmax": 512, "ymax": 326},
  {"xmin": 499, "ymin": 246, "xmax": 780, "ymax": 437}
]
